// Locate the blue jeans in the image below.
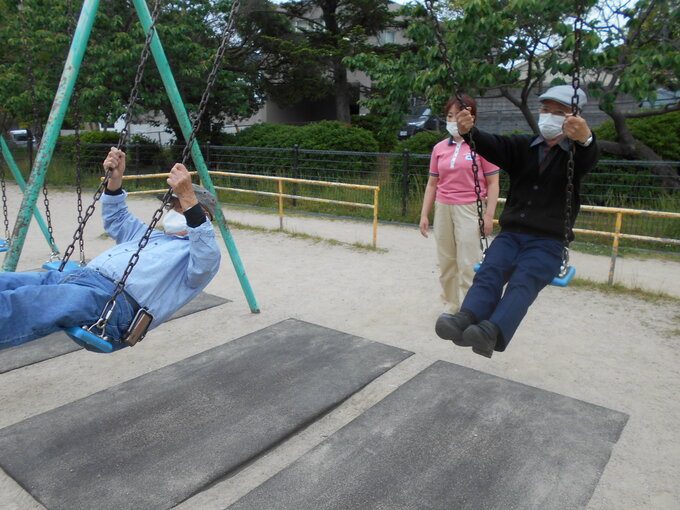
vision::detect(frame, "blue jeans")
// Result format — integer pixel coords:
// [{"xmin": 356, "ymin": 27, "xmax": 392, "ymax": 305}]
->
[
  {"xmin": 0, "ymin": 267, "xmax": 138, "ymax": 349},
  {"xmin": 461, "ymin": 232, "xmax": 563, "ymax": 350}
]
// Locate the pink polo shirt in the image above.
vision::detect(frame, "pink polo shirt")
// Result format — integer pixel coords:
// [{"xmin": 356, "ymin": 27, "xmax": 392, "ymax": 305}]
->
[{"xmin": 429, "ymin": 137, "xmax": 500, "ymax": 205}]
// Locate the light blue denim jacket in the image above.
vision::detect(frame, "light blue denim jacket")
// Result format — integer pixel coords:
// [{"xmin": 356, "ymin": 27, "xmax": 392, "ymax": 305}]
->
[{"xmin": 87, "ymin": 191, "xmax": 221, "ymax": 327}]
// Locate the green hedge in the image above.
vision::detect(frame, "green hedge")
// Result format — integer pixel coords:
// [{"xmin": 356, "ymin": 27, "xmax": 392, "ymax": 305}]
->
[{"xmin": 394, "ymin": 130, "xmax": 445, "ymax": 155}]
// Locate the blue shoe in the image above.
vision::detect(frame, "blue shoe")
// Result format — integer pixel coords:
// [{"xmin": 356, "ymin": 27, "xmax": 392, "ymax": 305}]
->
[{"xmin": 435, "ymin": 311, "xmax": 475, "ymax": 346}]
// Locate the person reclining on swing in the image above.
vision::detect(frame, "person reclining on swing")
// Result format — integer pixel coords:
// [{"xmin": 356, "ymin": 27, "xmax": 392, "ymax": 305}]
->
[
  {"xmin": 435, "ymin": 85, "xmax": 599, "ymax": 358},
  {"xmin": 0, "ymin": 148, "xmax": 221, "ymax": 349}
]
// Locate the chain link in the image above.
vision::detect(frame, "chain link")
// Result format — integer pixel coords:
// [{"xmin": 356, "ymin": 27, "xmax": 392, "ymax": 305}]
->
[
  {"xmin": 19, "ymin": 1, "xmax": 60, "ymax": 257},
  {"xmin": 73, "ymin": 88, "xmax": 86, "ymax": 264}
]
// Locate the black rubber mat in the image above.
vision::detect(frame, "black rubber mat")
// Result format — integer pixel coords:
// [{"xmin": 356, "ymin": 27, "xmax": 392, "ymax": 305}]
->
[
  {"xmin": 228, "ymin": 360, "xmax": 629, "ymax": 510},
  {"xmin": 0, "ymin": 292, "xmax": 229, "ymax": 374},
  {"xmin": 0, "ymin": 319, "xmax": 413, "ymax": 510}
]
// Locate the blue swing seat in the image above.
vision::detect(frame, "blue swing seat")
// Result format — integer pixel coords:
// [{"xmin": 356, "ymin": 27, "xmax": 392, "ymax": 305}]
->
[
  {"xmin": 42, "ymin": 260, "xmax": 83, "ymax": 272},
  {"xmin": 64, "ymin": 326, "xmax": 127, "ymax": 354},
  {"xmin": 0, "ymin": 238, "xmax": 8, "ymax": 252},
  {"xmin": 473, "ymin": 263, "xmax": 576, "ymax": 287}
]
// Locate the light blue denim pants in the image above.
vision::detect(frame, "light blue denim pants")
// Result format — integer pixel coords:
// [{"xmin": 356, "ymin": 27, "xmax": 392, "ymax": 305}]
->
[{"xmin": 0, "ymin": 267, "xmax": 137, "ymax": 349}]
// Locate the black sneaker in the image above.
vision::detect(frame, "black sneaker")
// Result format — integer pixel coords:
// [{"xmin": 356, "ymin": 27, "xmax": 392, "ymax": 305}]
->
[
  {"xmin": 461, "ymin": 320, "xmax": 499, "ymax": 358},
  {"xmin": 435, "ymin": 311, "xmax": 474, "ymax": 346}
]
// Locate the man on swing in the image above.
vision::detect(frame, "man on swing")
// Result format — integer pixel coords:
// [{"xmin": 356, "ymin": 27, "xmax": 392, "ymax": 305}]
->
[
  {"xmin": 435, "ymin": 85, "xmax": 599, "ymax": 358},
  {"xmin": 0, "ymin": 148, "xmax": 221, "ymax": 349}
]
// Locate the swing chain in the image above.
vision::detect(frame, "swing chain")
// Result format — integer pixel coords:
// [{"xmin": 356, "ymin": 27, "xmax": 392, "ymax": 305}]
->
[
  {"xmin": 117, "ymin": 0, "xmax": 163, "ymax": 149},
  {"xmin": 58, "ymin": 0, "xmax": 162, "ymax": 271},
  {"xmin": 561, "ymin": 2, "xmax": 584, "ymax": 275},
  {"xmin": 1, "ymin": 157, "xmax": 10, "ymax": 242},
  {"xmin": 180, "ymin": 0, "xmax": 240, "ymax": 166},
  {"xmin": 423, "ymin": 0, "xmax": 487, "ymax": 251},
  {"xmin": 59, "ymin": 175, "xmax": 111, "ymax": 271},
  {"xmin": 423, "ymin": 0, "xmax": 458, "ymax": 90},
  {"xmin": 42, "ymin": 180, "xmax": 60, "ymax": 260},
  {"xmin": 73, "ymin": 90, "xmax": 86, "ymax": 264}
]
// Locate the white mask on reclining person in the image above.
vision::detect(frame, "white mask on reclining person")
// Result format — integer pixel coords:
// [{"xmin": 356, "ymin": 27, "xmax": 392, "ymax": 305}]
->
[
  {"xmin": 161, "ymin": 209, "xmax": 188, "ymax": 234},
  {"xmin": 538, "ymin": 113, "xmax": 564, "ymax": 140}
]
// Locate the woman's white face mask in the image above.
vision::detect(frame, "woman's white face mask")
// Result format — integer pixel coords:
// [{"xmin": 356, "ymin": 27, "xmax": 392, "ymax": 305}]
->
[
  {"xmin": 538, "ymin": 113, "xmax": 565, "ymax": 140},
  {"xmin": 446, "ymin": 121, "xmax": 460, "ymax": 138},
  {"xmin": 161, "ymin": 209, "xmax": 188, "ymax": 234}
]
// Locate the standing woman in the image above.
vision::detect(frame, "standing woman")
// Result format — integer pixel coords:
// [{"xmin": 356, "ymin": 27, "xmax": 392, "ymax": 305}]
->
[{"xmin": 419, "ymin": 94, "xmax": 500, "ymax": 318}]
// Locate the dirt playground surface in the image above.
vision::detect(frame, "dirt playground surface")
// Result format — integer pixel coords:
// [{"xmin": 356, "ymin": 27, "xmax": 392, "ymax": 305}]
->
[{"xmin": 1, "ymin": 186, "xmax": 679, "ymax": 509}]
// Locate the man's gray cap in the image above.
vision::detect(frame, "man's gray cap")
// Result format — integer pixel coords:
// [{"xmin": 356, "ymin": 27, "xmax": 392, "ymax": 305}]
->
[
  {"xmin": 157, "ymin": 183, "xmax": 217, "ymax": 219},
  {"xmin": 539, "ymin": 85, "xmax": 587, "ymax": 109}
]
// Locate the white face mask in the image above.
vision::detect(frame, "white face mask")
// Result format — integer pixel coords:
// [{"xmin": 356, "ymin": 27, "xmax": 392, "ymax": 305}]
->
[
  {"xmin": 446, "ymin": 121, "xmax": 459, "ymax": 138},
  {"xmin": 161, "ymin": 209, "xmax": 188, "ymax": 234},
  {"xmin": 538, "ymin": 113, "xmax": 565, "ymax": 140}
]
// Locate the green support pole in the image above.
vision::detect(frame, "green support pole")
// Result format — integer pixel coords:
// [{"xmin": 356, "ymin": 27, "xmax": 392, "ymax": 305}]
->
[
  {"xmin": 2, "ymin": 0, "xmax": 100, "ymax": 272},
  {"xmin": 132, "ymin": 0, "xmax": 260, "ymax": 313},
  {"xmin": 0, "ymin": 136, "xmax": 57, "ymax": 253}
]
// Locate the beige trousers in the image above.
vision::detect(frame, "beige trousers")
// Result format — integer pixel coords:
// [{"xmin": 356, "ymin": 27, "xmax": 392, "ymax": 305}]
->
[{"xmin": 433, "ymin": 201, "xmax": 484, "ymax": 314}]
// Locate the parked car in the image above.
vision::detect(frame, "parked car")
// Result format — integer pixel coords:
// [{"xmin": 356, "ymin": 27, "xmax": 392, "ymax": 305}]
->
[
  {"xmin": 398, "ymin": 105, "xmax": 443, "ymax": 140},
  {"xmin": 7, "ymin": 129, "xmax": 37, "ymax": 148}
]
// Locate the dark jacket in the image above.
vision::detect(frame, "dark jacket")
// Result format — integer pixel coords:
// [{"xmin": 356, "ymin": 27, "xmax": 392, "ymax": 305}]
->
[{"xmin": 463, "ymin": 127, "xmax": 599, "ymax": 241}]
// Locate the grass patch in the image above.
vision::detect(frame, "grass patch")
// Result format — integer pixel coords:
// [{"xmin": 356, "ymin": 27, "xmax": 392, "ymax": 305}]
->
[
  {"xmin": 571, "ymin": 241, "xmax": 680, "ymax": 262},
  {"xmin": 226, "ymin": 220, "xmax": 387, "ymax": 253},
  {"xmin": 570, "ymin": 277, "xmax": 680, "ymax": 304}
]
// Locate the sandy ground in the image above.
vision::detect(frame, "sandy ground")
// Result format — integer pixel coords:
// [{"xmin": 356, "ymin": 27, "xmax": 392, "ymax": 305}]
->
[{"xmin": 1, "ymin": 185, "xmax": 679, "ymax": 510}]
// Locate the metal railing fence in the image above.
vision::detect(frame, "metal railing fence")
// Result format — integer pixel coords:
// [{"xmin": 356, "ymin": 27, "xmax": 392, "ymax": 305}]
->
[{"xmin": 5, "ymin": 142, "xmax": 680, "ymax": 249}]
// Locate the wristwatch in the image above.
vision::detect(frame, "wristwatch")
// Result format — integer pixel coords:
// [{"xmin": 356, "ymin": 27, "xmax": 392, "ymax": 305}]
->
[{"xmin": 579, "ymin": 134, "xmax": 593, "ymax": 147}]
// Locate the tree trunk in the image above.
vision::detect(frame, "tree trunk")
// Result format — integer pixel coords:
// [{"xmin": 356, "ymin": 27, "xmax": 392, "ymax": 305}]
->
[
  {"xmin": 500, "ymin": 88, "xmax": 538, "ymax": 133},
  {"xmin": 601, "ymin": 105, "xmax": 680, "ymax": 191},
  {"xmin": 333, "ymin": 60, "xmax": 351, "ymax": 124}
]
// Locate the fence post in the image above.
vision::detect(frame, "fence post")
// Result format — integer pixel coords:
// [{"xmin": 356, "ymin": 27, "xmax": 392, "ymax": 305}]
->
[
  {"xmin": 608, "ymin": 211, "xmax": 623, "ymax": 286},
  {"xmin": 134, "ymin": 143, "xmax": 140, "ymax": 174},
  {"xmin": 401, "ymin": 148, "xmax": 410, "ymax": 216},
  {"xmin": 292, "ymin": 143, "xmax": 299, "ymax": 207}
]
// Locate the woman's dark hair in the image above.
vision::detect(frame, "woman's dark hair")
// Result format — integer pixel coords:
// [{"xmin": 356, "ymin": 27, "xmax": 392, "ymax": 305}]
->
[{"xmin": 444, "ymin": 94, "xmax": 477, "ymax": 117}]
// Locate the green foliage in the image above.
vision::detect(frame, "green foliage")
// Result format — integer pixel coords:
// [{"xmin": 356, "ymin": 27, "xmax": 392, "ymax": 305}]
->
[
  {"xmin": 216, "ymin": 123, "xmax": 303, "ymax": 148},
  {"xmin": 257, "ymin": 0, "xmax": 397, "ymax": 121},
  {"xmin": 57, "ymin": 131, "xmax": 163, "ymax": 171},
  {"xmin": 58, "ymin": 131, "xmax": 119, "ymax": 170},
  {"xmin": 351, "ymin": 114, "xmax": 398, "ymax": 152},
  {"xmin": 394, "ymin": 130, "xmax": 443, "ymax": 154},
  {"xmin": 593, "ymin": 110, "xmax": 680, "ymax": 161},
  {"xmin": 208, "ymin": 121, "xmax": 380, "ymax": 182},
  {"xmin": 297, "ymin": 121, "xmax": 379, "ymax": 153},
  {"xmin": 215, "ymin": 121, "xmax": 379, "ymax": 153},
  {"xmin": 0, "ymin": 0, "xmax": 262, "ymax": 142}
]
